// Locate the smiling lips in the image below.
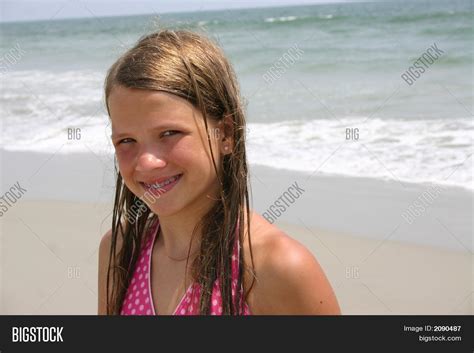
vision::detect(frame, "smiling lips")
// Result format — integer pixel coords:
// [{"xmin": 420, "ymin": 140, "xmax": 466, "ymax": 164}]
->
[{"xmin": 139, "ymin": 174, "xmax": 183, "ymax": 195}]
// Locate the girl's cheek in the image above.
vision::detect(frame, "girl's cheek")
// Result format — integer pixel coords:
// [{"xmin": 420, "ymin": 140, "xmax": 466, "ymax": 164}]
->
[{"xmin": 115, "ymin": 148, "xmax": 136, "ymax": 172}]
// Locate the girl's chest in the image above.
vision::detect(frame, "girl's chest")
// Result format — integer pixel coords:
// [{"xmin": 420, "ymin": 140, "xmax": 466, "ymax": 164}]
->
[{"xmin": 149, "ymin": 251, "xmax": 194, "ymax": 315}]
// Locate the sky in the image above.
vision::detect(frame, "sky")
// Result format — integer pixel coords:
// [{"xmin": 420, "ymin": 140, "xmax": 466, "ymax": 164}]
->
[{"xmin": 0, "ymin": 0, "xmax": 353, "ymax": 23}]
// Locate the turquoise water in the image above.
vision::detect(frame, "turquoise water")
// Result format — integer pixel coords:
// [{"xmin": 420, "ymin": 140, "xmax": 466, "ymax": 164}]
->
[{"xmin": 0, "ymin": 0, "xmax": 472, "ymax": 188}]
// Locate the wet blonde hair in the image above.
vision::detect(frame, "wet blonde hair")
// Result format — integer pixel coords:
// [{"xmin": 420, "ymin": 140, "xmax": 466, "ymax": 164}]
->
[{"xmin": 104, "ymin": 29, "xmax": 255, "ymax": 314}]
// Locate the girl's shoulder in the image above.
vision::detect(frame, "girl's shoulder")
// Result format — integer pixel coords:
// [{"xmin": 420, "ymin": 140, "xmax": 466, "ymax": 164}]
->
[
  {"xmin": 243, "ymin": 212, "xmax": 341, "ymax": 315},
  {"xmin": 243, "ymin": 211, "xmax": 317, "ymax": 274}
]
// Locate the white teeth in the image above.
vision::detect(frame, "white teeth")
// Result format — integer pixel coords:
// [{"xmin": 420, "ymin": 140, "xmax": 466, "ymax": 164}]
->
[{"xmin": 145, "ymin": 175, "xmax": 180, "ymax": 189}]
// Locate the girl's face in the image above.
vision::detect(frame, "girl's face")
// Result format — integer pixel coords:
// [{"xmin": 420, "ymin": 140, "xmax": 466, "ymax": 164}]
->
[{"xmin": 108, "ymin": 86, "xmax": 228, "ymax": 217}]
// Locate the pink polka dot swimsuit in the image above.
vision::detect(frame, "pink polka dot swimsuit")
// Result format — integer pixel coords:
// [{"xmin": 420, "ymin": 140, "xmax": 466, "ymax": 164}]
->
[{"xmin": 120, "ymin": 219, "xmax": 251, "ymax": 315}]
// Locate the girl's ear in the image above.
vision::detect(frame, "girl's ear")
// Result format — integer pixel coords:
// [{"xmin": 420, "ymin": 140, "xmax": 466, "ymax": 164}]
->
[{"xmin": 219, "ymin": 115, "xmax": 235, "ymax": 155}]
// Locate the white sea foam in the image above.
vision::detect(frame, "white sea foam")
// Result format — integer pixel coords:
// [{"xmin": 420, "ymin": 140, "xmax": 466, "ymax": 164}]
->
[
  {"xmin": 246, "ymin": 118, "xmax": 473, "ymax": 190},
  {"xmin": 264, "ymin": 16, "xmax": 298, "ymax": 23}
]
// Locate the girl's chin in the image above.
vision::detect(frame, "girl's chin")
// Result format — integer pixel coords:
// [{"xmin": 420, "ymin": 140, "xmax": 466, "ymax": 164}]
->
[{"xmin": 145, "ymin": 203, "xmax": 181, "ymax": 218}]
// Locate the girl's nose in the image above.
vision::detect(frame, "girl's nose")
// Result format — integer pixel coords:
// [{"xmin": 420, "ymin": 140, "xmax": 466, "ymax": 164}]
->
[{"xmin": 135, "ymin": 151, "xmax": 166, "ymax": 172}]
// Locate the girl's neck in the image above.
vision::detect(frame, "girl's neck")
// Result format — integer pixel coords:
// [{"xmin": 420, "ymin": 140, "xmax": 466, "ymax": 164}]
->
[{"xmin": 154, "ymin": 198, "xmax": 212, "ymax": 261}]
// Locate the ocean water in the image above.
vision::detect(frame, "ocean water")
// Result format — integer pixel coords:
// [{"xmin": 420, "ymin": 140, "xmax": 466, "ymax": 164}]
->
[{"xmin": 1, "ymin": 0, "xmax": 472, "ymax": 189}]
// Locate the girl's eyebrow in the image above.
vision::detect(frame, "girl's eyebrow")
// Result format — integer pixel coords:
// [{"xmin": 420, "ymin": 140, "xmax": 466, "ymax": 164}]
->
[
  {"xmin": 111, "ymin": 123, "xmax": 189, "ymax": 139},
  {"xmin": 110, "ymin": 132, "xmax": 129, "ymax": 140}
]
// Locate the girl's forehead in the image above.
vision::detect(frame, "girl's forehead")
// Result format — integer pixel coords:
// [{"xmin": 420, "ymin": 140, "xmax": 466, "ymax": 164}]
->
[
  {"xmin": 110, "ymin": 86, "xmax": 192, "ymax": 114},
  {"xmin": 109, "ymin": 86, "xmax": 217, "ymax": 132},
  {"xmin": 110, "ymin": 87, "xmax": 197, "ymax": 122}
]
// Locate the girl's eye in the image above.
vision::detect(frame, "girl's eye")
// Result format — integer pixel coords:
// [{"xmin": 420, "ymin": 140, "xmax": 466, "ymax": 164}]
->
[
  {"xmin": 115, "ymin": 131, "xmax": 179, "ymax": 145},
  {"xmin": 118, "ymin": 138, "xmax": 134, "ymax": 145},
  {"xmin": 162, "ymin": 130, "xmax": 180, "ymax": 137}
]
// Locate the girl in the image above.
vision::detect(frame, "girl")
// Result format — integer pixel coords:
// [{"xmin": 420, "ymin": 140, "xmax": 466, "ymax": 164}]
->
[{"xmin": 98, "ymin": 29, "xmax": 340, "ymax": 315}]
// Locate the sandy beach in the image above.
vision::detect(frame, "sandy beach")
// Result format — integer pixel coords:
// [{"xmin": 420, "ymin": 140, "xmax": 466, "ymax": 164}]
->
[
  {"xmin": 1, "ymin": 200, "xmax": 471, "ymax": 315},
  {"xmin": 1, "ymin": 151, "xmax": 471, "ymax": 315}
]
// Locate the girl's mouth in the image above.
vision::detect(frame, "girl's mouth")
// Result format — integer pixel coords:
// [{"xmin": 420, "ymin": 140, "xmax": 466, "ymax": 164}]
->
[{"xmin": 140, "ymin": 174, "xmax": 183, "ymax": 197}]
